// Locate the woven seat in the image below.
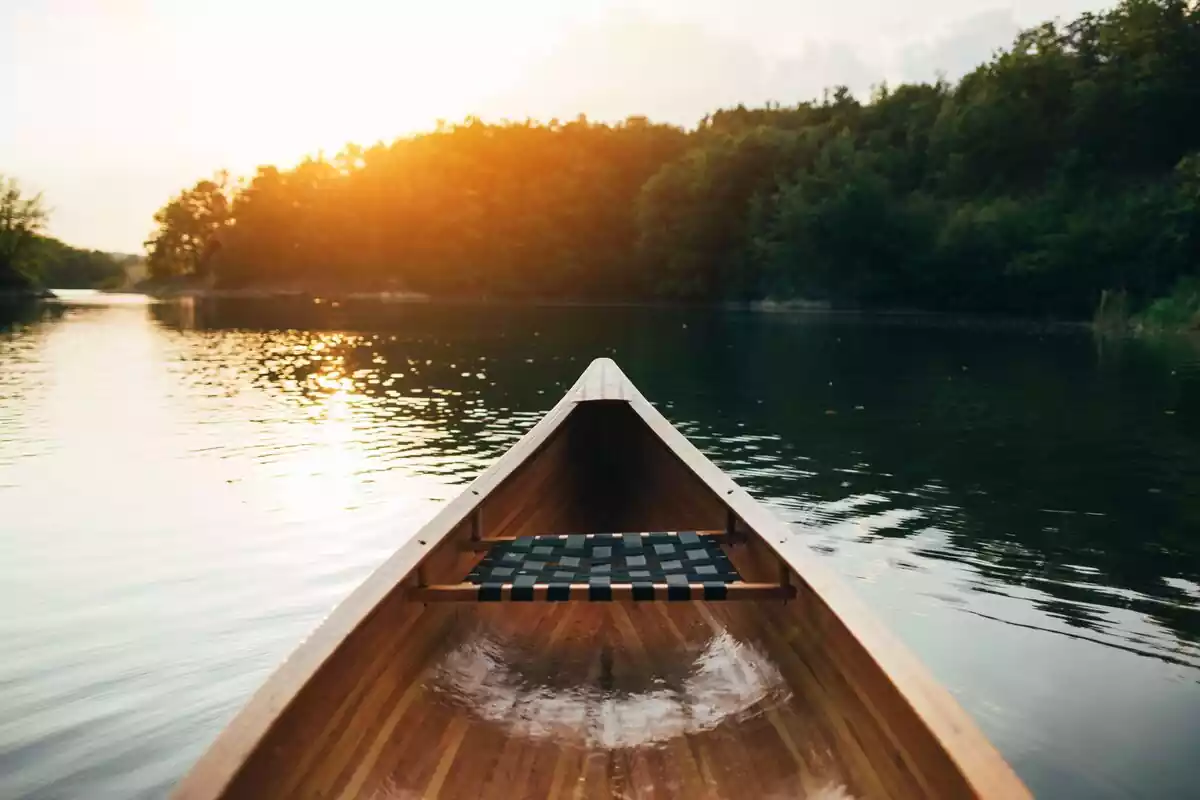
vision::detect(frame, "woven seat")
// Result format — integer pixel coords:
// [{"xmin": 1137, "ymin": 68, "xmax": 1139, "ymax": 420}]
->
[{"xmin": 465, "ymin": 531, "xmax": 742, "ymax": 602}]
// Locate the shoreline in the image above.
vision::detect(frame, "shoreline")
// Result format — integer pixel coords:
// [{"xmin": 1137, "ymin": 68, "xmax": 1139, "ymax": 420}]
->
[
  {"xmin": 124, "ymin": 286, "xmax": 1092, "ymax": 330},
  {"xmin": 133, "ymin": 286, "xmax": 431, "ymax": 302},
  {"xmin": 0, "ymin": 288, "xmax": 57, "ymax": 301}
]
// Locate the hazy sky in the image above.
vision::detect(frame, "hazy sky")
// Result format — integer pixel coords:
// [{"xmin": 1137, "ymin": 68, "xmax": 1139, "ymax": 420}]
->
[{"xmin": 2, "ymin": 0, "xmax": 1110, "ymax": 252}]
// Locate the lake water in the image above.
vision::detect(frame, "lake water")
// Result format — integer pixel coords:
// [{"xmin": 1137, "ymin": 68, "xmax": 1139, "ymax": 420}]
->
[{"xmin": 1, "ymin": 292, "xmax": 1199, "ymax": 798}]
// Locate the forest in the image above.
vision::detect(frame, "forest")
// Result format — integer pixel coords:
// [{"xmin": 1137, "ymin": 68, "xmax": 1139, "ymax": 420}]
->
[
  {"xmin": 25, "ymin": 238, "xmax": 133, "ymax": 289},
  {"xmin": 145, "ymin": 0, "xmax": 1200, "ymax": 321},
  {"xmin": 0, "ymin": 176, "xmax": 132, "ymax": 292}
]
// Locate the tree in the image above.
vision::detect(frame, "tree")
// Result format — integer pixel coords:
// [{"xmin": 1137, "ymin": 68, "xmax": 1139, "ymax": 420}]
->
[
  {"xmin": 0, "ymin": 176, "xmax": 48, "ymax": 288},
  {"xmin": 144, "ymin": 175, "xmax": 231, "ymax": 281}
]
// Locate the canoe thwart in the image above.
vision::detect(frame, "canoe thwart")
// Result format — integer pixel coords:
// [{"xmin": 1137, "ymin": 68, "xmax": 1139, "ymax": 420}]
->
[
  {"xmin": 413, "ymin": 530, "xmax": 787, "ymax": 602},
  {"xmin": 408, "ymin": 581, "xmax": 796, "ymax": 602}
]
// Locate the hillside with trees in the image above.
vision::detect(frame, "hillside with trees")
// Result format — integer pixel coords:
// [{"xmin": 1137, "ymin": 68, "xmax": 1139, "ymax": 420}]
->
[
  {"xmin": 25, "ymin": 238, "xmax": 133, "ymax": 289},
  {"xmin": 145, "ymin": 0, "xmax": 1200, "ymax": 322},
  {"xmin": 0, "ymin": 175, "xmax": 133, "ymax": 292}
]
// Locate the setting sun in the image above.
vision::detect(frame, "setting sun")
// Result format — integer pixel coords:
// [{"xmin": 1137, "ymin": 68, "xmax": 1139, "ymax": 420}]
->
[
  {"xmin": 5, "ymin": 0, "xmax": 597, "ymax": 250},
  {"xmin": 14, "ymin": 1, "xmax": 574, "ymax": 155}
]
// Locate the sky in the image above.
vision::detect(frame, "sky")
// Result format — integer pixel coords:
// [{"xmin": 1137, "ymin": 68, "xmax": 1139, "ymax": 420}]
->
[{"xmin": 2, "ymin": 0, "xmax": 1112, "ymax": 253}]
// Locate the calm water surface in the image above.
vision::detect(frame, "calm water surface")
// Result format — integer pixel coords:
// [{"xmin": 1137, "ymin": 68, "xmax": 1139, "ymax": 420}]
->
[{"xmin": 2, "ymin": 292, "xmax": 1199, "ymax": 798}]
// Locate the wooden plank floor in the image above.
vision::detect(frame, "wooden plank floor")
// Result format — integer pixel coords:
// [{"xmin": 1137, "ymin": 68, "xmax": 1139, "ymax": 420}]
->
[{"xmin": 251, "ymin": 601, "xmax": 861, "ymax": 800}]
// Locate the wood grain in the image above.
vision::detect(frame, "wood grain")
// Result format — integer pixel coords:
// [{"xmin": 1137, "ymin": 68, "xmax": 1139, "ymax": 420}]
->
[{"xmin": 206, "ymin": 603, "xmax": 860, "ymax": 799}]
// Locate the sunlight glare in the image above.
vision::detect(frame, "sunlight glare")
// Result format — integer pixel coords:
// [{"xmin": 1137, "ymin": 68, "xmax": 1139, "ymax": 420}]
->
[{"xmin": 158, "ymin": 0, "xmax": 587, "ymax": 169}]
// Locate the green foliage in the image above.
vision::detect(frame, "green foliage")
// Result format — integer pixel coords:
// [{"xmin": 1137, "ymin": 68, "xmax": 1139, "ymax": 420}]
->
[
  {"xmin": 0, "ymin": 176, "xmax": 48, "ymax": 289},
  {"xmin": 0, "ymin": 179, "xmax": 121, "ymax": 291},
  {"xmin": 754, "ymin": 133, "xmax": 939, "ymax": 304},
  {"xmin": 637, "ymin": 126, "xmax": 801, "ymax": 300},
  {"xmin": 146, "ymin": 0, "xmax": 1200, "ymax": 320},
  {"xmin": 25, "ymin": 236, "xmax": 130, "ymax": 289},
  {"xmin": 1134, "ymin": 277, "xmax": 1200, "ymax": 331}
]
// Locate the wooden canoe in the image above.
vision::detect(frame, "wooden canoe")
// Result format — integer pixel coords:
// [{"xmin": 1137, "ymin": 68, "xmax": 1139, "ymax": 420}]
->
[{"xmin": 174, "ymin": 358, "xmax": 1029, "ymax": 799}]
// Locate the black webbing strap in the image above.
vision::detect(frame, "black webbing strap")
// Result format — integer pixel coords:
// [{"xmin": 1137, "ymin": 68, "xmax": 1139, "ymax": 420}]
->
[{"xmin": 467, "ymin": 531, "xmax": 743, "ymax": 601}]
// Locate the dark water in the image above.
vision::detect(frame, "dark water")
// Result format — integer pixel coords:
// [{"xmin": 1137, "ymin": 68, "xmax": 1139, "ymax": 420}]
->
[{"xmin": 1, "ymin": 292, "xmax": 1199, "ymax": 798}]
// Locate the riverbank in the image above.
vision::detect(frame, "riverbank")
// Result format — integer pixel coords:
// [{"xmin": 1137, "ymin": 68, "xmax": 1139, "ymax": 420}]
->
[
  {"xmin": 129, "ymin": 285, "xmax": 1099, "ymax": 336},
  {"xmin": 1094, "ymin": 282, "xmax": 1200, "ymax": 335},
  {"xmin": 139, "ymin": 285, "xmax": 432, "ymax": 303},
  {"xmin": 1131, "ymin": 279, "xmax": 1200, "ymax": 333},
  {"xmin": 131, "ymin": 278, "xmax": 1200, "ymax": 333},
  {"xmin": 0, "ymin": 288, "xmax": 56, "ymax": 301}
]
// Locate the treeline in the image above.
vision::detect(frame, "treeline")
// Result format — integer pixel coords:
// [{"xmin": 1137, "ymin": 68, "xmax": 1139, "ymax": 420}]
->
[
  {"xmin": 147, "ymin": 0, "xmax": 1200, "ymax": 318},
  {"xmin": 0, "ymin": 175, "xmax": 133, "ymax": 291},
  {"xmin": 26, "ymin": 237, "xmax": 133, "ymax": 289}
]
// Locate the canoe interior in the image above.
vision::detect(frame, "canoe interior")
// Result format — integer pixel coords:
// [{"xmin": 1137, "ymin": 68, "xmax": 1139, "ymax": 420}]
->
[
  {"xmin": 482, "ymin": 401, "xmax": 728, "ymax": 538},
  {"xmin": 195, "ymin": 398, "xmax": 1019, "ymax": 799}
]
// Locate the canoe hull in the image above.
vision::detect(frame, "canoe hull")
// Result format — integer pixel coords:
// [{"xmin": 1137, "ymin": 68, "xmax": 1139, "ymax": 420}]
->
[{"xmin": 174, "ymin": 359, "xmax": 1029, "ymax": 799}]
